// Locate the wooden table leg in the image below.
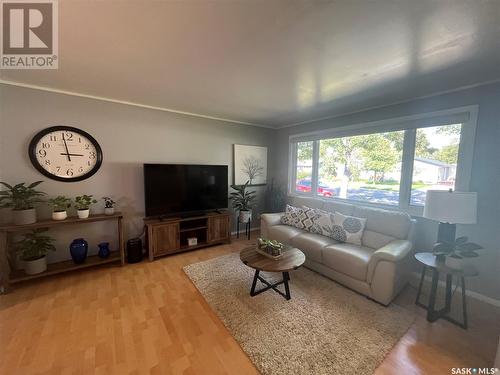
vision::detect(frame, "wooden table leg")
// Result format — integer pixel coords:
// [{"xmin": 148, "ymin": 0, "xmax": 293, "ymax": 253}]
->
[
  {"xmin": 118, "ymin": 217, "xmax": 125, "ymax": 266},
  {"xmin": 0, "ymin": 231, "xmax": 10, "ymax": 294},
  {"xmin": 461, "ymin": 276, "xmax": 468, "ymax": 329}
]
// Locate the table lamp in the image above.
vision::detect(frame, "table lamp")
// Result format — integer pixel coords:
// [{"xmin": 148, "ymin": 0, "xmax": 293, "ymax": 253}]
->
[{"xmin": 423, "ymin": 190, "xmax": 477, "ymax": 244}]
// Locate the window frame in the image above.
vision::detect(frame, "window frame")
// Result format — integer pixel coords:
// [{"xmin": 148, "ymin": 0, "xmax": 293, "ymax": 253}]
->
[{"xmin": 288, "ymin": 106, "xmax": 478, "ymax": 216}]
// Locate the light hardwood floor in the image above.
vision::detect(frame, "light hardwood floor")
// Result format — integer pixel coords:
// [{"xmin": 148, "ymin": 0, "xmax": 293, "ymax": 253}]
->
[{"xmin": 1, "ymin": 234, "xmax": 498, "ymax": 374}]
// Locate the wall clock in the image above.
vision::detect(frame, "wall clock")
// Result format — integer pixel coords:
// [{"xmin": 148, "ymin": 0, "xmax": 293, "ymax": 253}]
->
[{"xmin": 28, "ymin": 126, "xmax": 103, "ymax": 182}]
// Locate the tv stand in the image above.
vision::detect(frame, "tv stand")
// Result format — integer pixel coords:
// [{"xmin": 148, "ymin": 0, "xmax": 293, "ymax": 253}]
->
[{"xmin": 144, "ymin": 211, "xmax": 231, "ymax": 261}]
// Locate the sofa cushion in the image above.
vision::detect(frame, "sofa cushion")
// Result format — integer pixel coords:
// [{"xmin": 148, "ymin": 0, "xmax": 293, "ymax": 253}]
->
[
  {"xmin": 291, "ymin": 232, "xmax": 338, "ymax": 263},
  {"xmin": 267, "ymin": 225, "xmax": 304, "ymax": 245},
  {"xmin": 352, "ymin": 206, "xmax": 411, "ymax": 240},
  {"xmin": 362, "ymin": 230, "xmax": 396, "ymax": 249},
  {"xmin": 323, "ymin": 243, "xmax": 374, "ymax": 281},
  {"xmin": 280, "ymin": 205, "xmax": 302, "ymax": 226}
]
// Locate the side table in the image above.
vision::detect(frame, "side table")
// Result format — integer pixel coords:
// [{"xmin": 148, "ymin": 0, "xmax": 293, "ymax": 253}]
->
[
  {"xmin": 237, "ymin": 218, "xmax": 251, "ymax": 240},
  {"xmin": 414, "ymin": 252, "xmax": 478, "ymax": 329}
]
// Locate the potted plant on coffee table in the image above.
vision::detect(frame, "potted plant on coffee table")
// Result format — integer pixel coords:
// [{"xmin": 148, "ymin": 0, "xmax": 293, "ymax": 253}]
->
[
  {"xmin": 102, "ymin": 197, "xmax": 116, "ymax": 215},
  {"xmin": 48, "ymin": 195, "xmax": 72, "ymax": 220},
  {"xmin": 230, "ymin": 181, "xmax": 256, "ymax": 222},
  {"xmin": 74, "ymin": 195, "xmax": 97, "ymax": 219},
  {"xmin": 0, "ymin": 181, "xmax": 45, "ymax": 225},
  {"xmin": 15, "ymin": 229, "xmax": 56, "ymax": 275},
  {"xmin": 433, "ymin": 236, "xmax": 483, "ymax": 270}
]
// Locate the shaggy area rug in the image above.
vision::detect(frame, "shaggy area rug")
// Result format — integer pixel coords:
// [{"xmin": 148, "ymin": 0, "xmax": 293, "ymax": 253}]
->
[{"xmin": 183, "ymin": 253, "xmax": 415, "ymax": 375}]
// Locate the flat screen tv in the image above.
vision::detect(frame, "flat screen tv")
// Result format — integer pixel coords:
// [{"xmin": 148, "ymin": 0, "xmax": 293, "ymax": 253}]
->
[{"xmin": 144, "ymin": 164, "xmax": 228, "ymax": 217}]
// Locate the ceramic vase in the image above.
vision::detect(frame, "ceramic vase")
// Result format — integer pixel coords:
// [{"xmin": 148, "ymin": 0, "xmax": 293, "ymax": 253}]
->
[
  {"xmin": 13, "ymin": 208, "xmax": 37, "ymax": 225},
  {"xmin": 52, "ymin": 210, "xmax": 67, "ymax": 221},
  {"xmin": 104, "ymin": 207, "xmax": 115, "ymax": 215},
  {"xmin": 98, "ymin": 242, "xmax": 110, "ymax": 258},
  {"xmin": 77, "ymin": 209, "xmax": 90, "ymax": 219},
  {"xmin": 23, "ymin": 256, "xmax": 47, "ymax": 275},
  {"xmin": 70, "ymin": 238, "xmax": 88, "ymax": 264}
]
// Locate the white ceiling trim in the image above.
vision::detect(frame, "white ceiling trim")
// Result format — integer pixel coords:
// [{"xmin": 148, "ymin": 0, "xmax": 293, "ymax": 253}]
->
[
  {"xmin": 0, "ymin": 80, "xmax": 274, "ymax": 129},
  {"xmin": 278, "ymin": 78, "xmax": 500, "ymax": 129}
]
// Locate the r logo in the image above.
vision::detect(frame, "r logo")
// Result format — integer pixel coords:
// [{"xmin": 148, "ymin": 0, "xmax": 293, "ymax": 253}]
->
[{"xmin": 2, "ymin": 2, "xmax": 53, "ymax": 54}]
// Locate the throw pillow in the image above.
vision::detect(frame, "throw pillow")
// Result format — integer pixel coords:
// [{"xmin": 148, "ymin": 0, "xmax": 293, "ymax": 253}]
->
[
  {"xmin": 280, "ymin": 205, "xmax": 302, "ymax": 227},
  {"xmin": 281, "ymin": 205, "xmax": 321, "ymax": 232},
  {"xmin": 312, "ymin": 209, "xmax": 366, "ymax": 245}
]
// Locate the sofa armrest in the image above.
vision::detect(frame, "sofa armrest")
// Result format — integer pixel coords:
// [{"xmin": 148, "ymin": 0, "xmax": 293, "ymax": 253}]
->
[
  {"xmin": 260, "ymin": 212, "xmax": 284, "ymax": 238},
  {"xmin": 261, "ymin": 212, "xmax": 284, "ymax": 227},
  {"xmin": 367, "ymin": 240, "xmax": 412, "ymax": 282}
]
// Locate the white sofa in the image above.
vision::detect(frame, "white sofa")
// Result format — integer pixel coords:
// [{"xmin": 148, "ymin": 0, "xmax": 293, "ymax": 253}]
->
[{"xmin": 261, "ymin": 196, "xmax": 416, "ymax": 305}]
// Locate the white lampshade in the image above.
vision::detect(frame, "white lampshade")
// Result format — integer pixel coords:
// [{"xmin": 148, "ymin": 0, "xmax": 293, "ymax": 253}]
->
[{"xmin": 423, "ymin": 190, "xmax": 477, "ymax": 224}]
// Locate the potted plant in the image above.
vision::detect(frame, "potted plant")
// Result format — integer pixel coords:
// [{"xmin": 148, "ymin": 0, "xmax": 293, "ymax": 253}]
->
[
  {"xmin": 15, "ymin": 229, "xmax": 56, "ymax": 275},
  {"xmin": 230, "ymin": 181, "xmax": 256, "ymax": 222},
  {"xmin": 102, "ymin": 197, "xmax": 116, "ymax": 215},
  {"xmin": 0, "ymin": 181, "xmax": 45, "ymax": 225},
  {"xmin": 74, "ymin": 195, "xmax": 97, "ymax": 219},
  {"xmin": 433, "ymin": 236, "xmax": 483, "ymax": 269},
  {"xmin": 48, "ymin": 195, "xmax": 72, "ymax": 220}
]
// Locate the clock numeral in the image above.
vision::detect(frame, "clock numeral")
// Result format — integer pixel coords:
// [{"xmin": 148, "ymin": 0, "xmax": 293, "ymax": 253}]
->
[
  {"xmin": 64, "ymin": 132, "xmax": 73, "ymax": 141},
  {"xmin": 78, "ymin": 137, "xmax": 82, "ymax": 143},
  {"xmin": 89, "ymin": 151, "xmax": 96, "ymax": 159},
  {"xmin": 78, "ymin": 167, "xmax": 84, "ymax": 173},
  {"xmin": 49, "ymin": 135, "xmax": 57, "ymax": 141},
  {"xmin": 42, "ymin": 143, "xmax": 50, "ymax": 149},
  {"xmin": 87, "ymin": 161, "xmax": 92, "ymax": 166},
  {"xmin": 45, "ymin": 160, "xmax": 51, "ymax": 165},
  {"xmin": 38, "ymin": 149, "xmax": 47, "ymax": 157},
  {"xmin": 85, "ymin": 144, "xmax": 90, "ymax": 150},
  {"xmin": 66, "ymin": 168, "xmax": 74, "ymax": 176},
  {"xmin": 56, "ymin": 166, "xmax": 61, "ymax": 173}
]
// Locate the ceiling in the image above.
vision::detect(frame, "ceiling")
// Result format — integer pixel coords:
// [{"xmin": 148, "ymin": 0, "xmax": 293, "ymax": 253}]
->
[{"xmin": 1, "ymin": 0, "xmax": 500, "ymax": 128}]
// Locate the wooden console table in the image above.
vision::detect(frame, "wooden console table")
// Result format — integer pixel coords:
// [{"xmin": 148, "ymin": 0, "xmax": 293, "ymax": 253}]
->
[
  {"xmin": 144, "ymin": 212, "xmax": 231, "ymax": 261},
  {"xmin": 0, "ymin": 213, "xmax": 125, "ymax": 293}
]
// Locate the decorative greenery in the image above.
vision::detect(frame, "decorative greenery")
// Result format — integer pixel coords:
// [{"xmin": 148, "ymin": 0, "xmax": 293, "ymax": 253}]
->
[
  {"xmin": 102, "ymin": 197, "xmax": 116, "ymax": 208},
  {"xmin": 15, "ymin": 229, "xmax": 56, "ymax": 261},
  {"xmin": 0, "ymin": 181, "xmax": 45, "ymax": 210},
  {"xmin": 265, "ymin": 179, "xmax": 286, "ymax": 213},
  {"xmin": 433, "ymin": 236, "xmax": 483, "ymax": 259},
  {"xmin": 229, "ymin": 181, "xmax": 256, "ymax": 212},
  {"xmin": 48, "ymin": 196, "xmax": 72, "ymax": 212},
  {"xmin": 74, "ymin": 195, "xmax": 97, "ymax": 210}
]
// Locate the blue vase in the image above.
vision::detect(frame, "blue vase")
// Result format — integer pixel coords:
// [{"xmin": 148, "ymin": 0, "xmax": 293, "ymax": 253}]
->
[
  {"xmin": 98, "ymin": 242, "xmax": 110, "ymax": 258},
  {"xmin": 70, "ymin": 238, "xmax": 88, "ymax": 264}
]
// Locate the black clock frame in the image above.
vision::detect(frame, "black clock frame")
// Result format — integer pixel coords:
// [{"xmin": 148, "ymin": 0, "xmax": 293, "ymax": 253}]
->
[{"xmin": 28, "ymin": 126, "xmax": 103, "ymax": 182}]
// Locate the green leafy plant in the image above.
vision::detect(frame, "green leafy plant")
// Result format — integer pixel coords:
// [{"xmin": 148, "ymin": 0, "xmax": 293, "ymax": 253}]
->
[
  {"xmin": 229, "ymin": 181, "xmax": 256, "ymax": 212},
  {"xmin": 48, "ymin": 196, "xmax": 72, "ymax": 212},
  {"xmin": 433, "ymin": 236, "xmax": 483, "ymax": 259},
  {"xmin": 74, "ymin": 195, "xmax": 97, "ymax": 210},
  {"xmin": 15, "ymin": 229, "xmax": 56, "ymax": 261},
  {"xmin": 0, "ymin": 181, "xmax": 45, "ymax": 210},
  {"xmin": 102, "ymin": 197, "xmax": 115, "ymax": 208}
]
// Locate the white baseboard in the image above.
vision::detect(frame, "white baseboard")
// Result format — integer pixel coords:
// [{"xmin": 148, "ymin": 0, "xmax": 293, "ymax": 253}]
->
[{"xmin": 410, "ymin": 271, "xmax": 500, "ymax": 308}]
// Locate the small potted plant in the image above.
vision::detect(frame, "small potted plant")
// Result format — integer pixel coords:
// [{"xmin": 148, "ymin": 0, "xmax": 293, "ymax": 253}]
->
[
  {"xmin": 0, "ymin": 181, "xmax": 45, "ymax": 225},
  {"xmin": 74, "ymin": 195, "xmax": 97, "ymax": 219},
  {"xmin": 102, "ymin": 197, "xmax": 116, "ymax": 215},
  {"xmin": 433, "ymin": 236, "xmax": 483, "ymax": 269},
  {"xmin": 15, "ymin": 229, "xmax": 56, "ymax": 275},
  {"xmin": 48, "ymin": 195, "xmax": 72, "ymax": 221},
  {"xmin": 230, "ymin": 181, "xmax": 256, "ymax": 222}
]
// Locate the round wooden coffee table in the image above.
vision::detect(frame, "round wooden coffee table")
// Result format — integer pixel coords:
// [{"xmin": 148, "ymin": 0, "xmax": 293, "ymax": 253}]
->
[{"xmin": 240, "ymin": 245, "xmax": 305, "ymax": 300}]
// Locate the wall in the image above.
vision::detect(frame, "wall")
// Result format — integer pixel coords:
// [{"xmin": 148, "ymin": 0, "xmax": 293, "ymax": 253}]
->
[
  {"xmin": 0, "ymin": 85, "xmax": 276, "ymax": 262},
  {"xmin": 273, "ymin": 82, "xmax": 500, "ymax": 301}
]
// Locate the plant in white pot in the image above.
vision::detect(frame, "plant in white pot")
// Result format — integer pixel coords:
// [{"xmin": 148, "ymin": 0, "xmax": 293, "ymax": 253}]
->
[
  {"xmin": 74, "ymin": 195, "xmax": 97, "ymax": 219},
  {"xmin": 15, "ymin": 229, "xmax": 56, "ymax": 275},
  {"xmin": 48, "ymin": 196, "xmax": 72, "ymax": 220},
  {"xmin": 0, "ymin": 181, "xmax": 45, "ymax": 225},
  {"xmin": 230, "ymin": 181, "xmax": 256, "ymax": 223},
  {"xmin": 102, "ymin": 197, "xmax": 116, "ymax": 215},
  {"xmin": 433, "ymin": 236, "xmax": 483, "ymax": 270}
]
